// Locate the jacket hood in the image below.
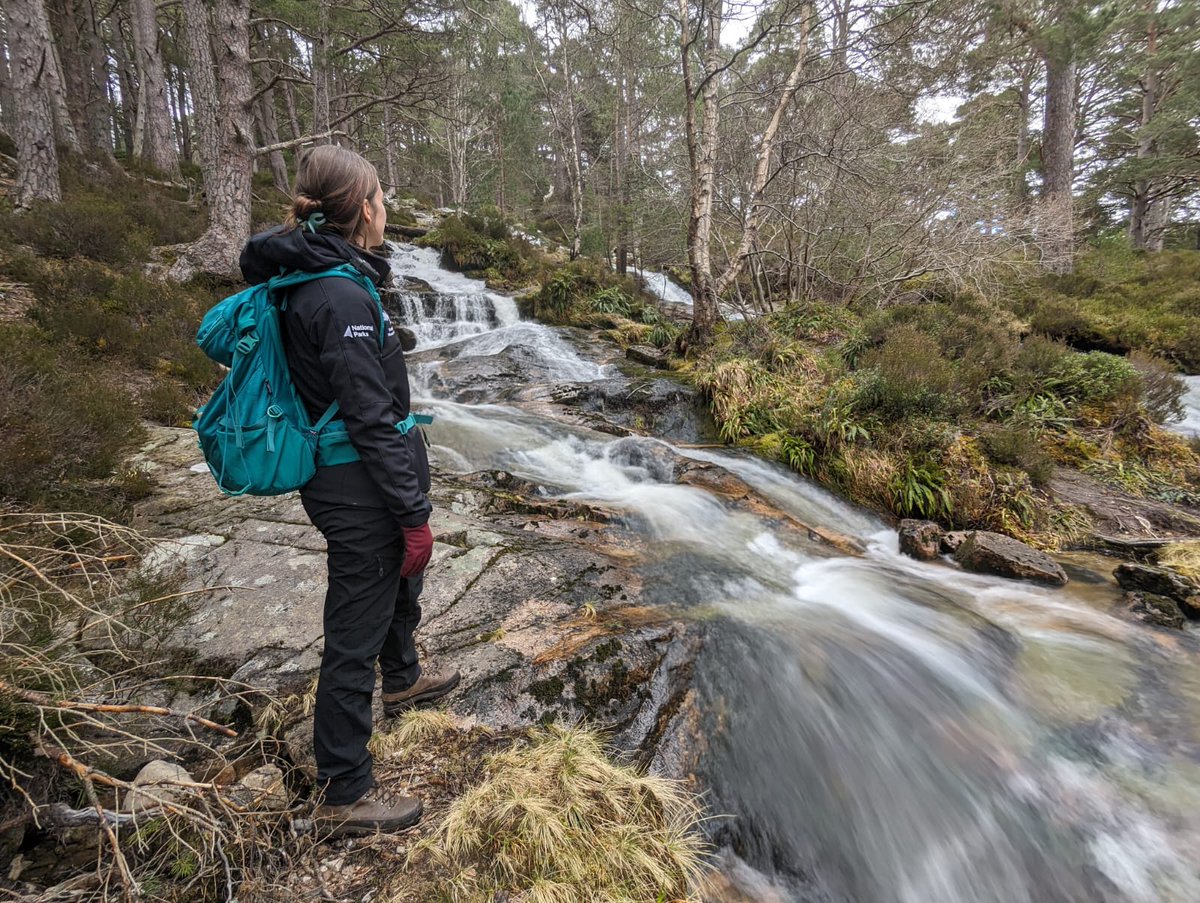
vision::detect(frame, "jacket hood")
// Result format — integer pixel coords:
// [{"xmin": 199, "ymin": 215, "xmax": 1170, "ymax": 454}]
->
[{"xmin": 239, "ymin": 226, "xmax": 392, "ymax": 287}]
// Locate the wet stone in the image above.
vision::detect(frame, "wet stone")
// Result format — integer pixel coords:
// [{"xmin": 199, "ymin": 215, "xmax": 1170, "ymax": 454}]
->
[
  {"xmin": 953, "ymin": 531, "xmax": 1068, "ymax": 587},
  {"xmin": 1122, "ymin": 591, "xmax": 1186, "ymax": 630},
  {"xmin": 898, "ymin": 519, "xmax": 943, "ymax": 561}
]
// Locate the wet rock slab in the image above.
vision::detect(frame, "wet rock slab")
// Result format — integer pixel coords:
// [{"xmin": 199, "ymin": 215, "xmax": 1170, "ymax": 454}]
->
[{"xmin": 130, "ymin": 426, "xmax": 702, "ymax": 756}]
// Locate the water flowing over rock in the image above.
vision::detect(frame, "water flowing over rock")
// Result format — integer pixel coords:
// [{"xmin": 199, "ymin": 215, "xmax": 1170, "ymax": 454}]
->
[{"xmin": 118, "ymin": 243, "xmax": 1200, "ymax": 903}]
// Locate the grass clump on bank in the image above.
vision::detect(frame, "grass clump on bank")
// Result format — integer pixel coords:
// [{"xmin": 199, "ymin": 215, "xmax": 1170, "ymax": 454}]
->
[
  {"xmin": 693, "ymin": 291, "xmax": 1200, "ymax": 545},
  {"xmin": 420, "ymin": 723, "xmax": 709, "ymax": 903}
]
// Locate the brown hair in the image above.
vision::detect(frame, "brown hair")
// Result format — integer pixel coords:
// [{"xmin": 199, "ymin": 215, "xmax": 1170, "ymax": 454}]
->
[{"xmin": 287, "ymin": 145, "xmax": 380, "ymax": 243}]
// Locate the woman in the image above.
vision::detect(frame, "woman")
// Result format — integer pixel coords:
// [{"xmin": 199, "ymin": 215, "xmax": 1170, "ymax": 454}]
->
[{"xmin": 239, "ymin": 145, "xmax": 459, "ymax": 836}]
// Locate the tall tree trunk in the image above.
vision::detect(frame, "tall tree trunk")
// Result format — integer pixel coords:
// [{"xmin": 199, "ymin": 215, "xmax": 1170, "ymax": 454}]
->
[
  {"xmin": 47, "ymin": 0, "xmax": 88, "ymax": 143},
  {"xmin": 255, "ymin": 89, "xmax": 289, "ymax": 192},
  {"xmin": 714, "ymin": 3, "xmax": 810, "ymax": 298},
  {"xmin": 1014, "ymin": 63, "xmax": 1033, "ymax": 207},
  {"xmin": 41, "ymin": 2, "xmax": 80, "ymax": 153},
  {"xmin": 173, "ymin": 64, "xmax": 192, "ymax": 163},
  {"xmin": 110, "ymin": 11, "xmax": 137, "ymax": 158},
  {"xmin": 0, "ymin": 12, "xmax": 16, "ymax": 137},
  {"xmin": 382, "ymin": 99, "xmax": 397, "ymax": 191},
  {"xmin": 1039, "ymin": 48, "xmax": 1077, "ymax": 274},
  {"xmin": 130, "ymin": 0, "xmax": 178, "ymax": 174},
  {"xmin": 1129, "ymin": 16, "xmax": 1158, "ymax": 251},
  {"xmin": 678, "ymin": 0, "xmax": 722, "ymax": 345},
  {"xmin": 312, "ymin": 0, "xmax": 331, "ymax": 144},
  {"xmin": 283, "ymin": 76, "xmax": 302, "ymax": 139},
  {"xmin": 173, "ymin": 0, "xmax": 253, "ymax": 280},
  {"xmin": 5, "ymin": 0, "xmax": 62, "ymax": 203},
  {"xmin": 614, "ymin": 0, "xmax": 630, "ymax": 276}
]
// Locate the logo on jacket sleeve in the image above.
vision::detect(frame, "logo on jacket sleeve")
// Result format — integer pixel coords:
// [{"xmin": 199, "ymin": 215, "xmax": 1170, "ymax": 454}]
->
[{"xmin": 343, "ymin": 323, "xmax": 375, "ymax": 339}]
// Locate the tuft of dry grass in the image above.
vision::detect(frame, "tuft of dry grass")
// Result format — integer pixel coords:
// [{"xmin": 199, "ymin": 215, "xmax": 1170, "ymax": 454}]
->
[
  {"xmin": 1157, "ymin": 541, "xmax": 1200, "ymax": 583},
  {"xmin": 416, "ymin": 723, "xmax": 711, "ymax": 903},
  {"xmin": 369, "ymin": 709, "xmax": 458, "ymax": 760}
]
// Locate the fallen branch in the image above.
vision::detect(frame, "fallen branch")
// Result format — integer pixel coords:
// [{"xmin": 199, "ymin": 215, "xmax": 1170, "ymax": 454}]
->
[
  {"xmin": 255, "ymin": 130, "xmax": 348, "ymax": 156},
  {"xmin": 3, "ymin": 680, "xmax": 238, "ymax": 738}
]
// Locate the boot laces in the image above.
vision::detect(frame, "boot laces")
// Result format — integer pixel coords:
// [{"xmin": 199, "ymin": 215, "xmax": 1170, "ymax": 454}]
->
[{"xmin": 363, "ymin": 783, "xmax": 403, "ymax": 807}]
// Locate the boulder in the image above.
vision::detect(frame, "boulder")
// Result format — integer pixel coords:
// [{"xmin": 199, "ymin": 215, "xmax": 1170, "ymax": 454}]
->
[
  {"xmin": 120, "ymin": 761, "xmax": 194, "ymax": 814},
  {"xmin": 1113, "ymin": 563, "xmax": 1200, "ymax": 618},
  {"xmin": 626, "ymin": 345, "xmax": 671, "ymax": 370},
  {"xmin": 953, "ymin": 532, "xmax": 1068, "ymax": 587},
  {"xmin": 940, "ymin": 531, "xmax": 969, "ymax": 554},
  {"xmin": 1122, "ymin": 591, "xmax": 1186, "ymax": 630},
  {"xmin": 898, "ymin": 520, "xmax": 943, "ymax": 560},
  {"xmin": 228, "ymin": 764, "xmax": 290, "ymax": 811}
]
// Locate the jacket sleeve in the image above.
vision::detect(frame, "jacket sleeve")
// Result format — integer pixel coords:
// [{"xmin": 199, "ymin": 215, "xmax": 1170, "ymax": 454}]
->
[{"xmin": 307, "ymin": 280, "xmax": 431, "ymax": 528}]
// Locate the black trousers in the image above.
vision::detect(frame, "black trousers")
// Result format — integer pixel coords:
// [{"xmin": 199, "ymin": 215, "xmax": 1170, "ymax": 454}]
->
[{"xmin": 301, "ymin": 463, "xmax": 424, "ymax": 806}]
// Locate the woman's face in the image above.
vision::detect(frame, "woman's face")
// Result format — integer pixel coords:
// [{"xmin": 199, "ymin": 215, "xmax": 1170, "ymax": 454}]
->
[{"xmin": 360, "ymin": 181, "xmax": 387, "ymax": 248}]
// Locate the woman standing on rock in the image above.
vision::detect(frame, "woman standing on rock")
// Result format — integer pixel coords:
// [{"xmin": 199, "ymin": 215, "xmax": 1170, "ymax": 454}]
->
[{"xmin": 238, "ymin": 145, "xmax": 460, "ymax": 836}]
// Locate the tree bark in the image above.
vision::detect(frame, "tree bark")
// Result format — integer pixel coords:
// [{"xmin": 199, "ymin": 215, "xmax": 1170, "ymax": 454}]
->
[
  {"xmin": 47, "ymin": 0, "xmax": 87, "ymax": 142},
  {"xmin": 1039, "ymin": 48, "xmax": 1077, "ymax": 274},
  {"xmin": 110, "ymin": 10, "xmax": 137, "ymax": 158},
  {"xmin": 42, "ymin": 0, "xmax": 80, "ymax": 153},
  {"xmin": 173, "ymin": 0, "xmax": 253, "ymax": 280},
  {"xmin": 255, "ymin": 89, "xmax": 289, "ymax": 192},
  {"xmin": 312, "ymin": 0, "xmax": 332, "ymax": 144},
  {"xmin": 130, "ymin": 0, "xmax": 178, "ymax": 174},
  {"xmin": 0, "ymin": 11, "xmax": 16, "ymax": 137},
  {"xmin": 679, "ymin": 0, "xmax": 723, "ymax": 345},
  {"xmin": 5, "ymin": 0, "xmax": 62, "ymax": 203}
]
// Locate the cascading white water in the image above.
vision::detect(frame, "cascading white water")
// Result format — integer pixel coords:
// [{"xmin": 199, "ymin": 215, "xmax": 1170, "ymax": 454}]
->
[
  {"xmin": 1168, "ymin": 375, "xmax": 1200, "ymax": 437},
  {"xmin": 388, "ymin": 239, "xmax": 1200, "ymax": 903},
  {"xmin": 387, "ymin": 242, "xmax": 610, "ymax": 384},
  {"xmin": 633, "ymin": 266, "xmax": 694, "ymax": 306}
]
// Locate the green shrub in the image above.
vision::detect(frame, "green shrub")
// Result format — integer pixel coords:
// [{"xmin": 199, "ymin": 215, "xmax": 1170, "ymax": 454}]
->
[
  {"xmin": 0, "ymin": 195, "xmax": 151, "ymax": 265},
  {"xmin": 1019, "ymin": 249, "xmax": 1200, "ymax": 369},
  {"xmin": 855, "ymin": 327, "xmax": 960, "ymax": 420},
  {"xmin": 418, "ymin": 214, "xmax": 524, "ymax": 278},
  {"xmin": 980, "ymin": 424, "xmax": 1055, "ymax": 486},
  {"xmin": 23, "ymin": 259, "xmax": 219, "ymax": 392},
  {"xmin": 0, "ymin": 323, "xmax": 142, "ymax": 509}
]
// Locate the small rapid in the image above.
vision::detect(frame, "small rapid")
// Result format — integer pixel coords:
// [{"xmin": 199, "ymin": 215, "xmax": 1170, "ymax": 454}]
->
[
  {"xmin": 1169, "ymin": 375, "xmax": 1200, "ymax": 438},
  {"xmin": 387, "ymin": 242, "xmax": 1200, "ymax": 903}
]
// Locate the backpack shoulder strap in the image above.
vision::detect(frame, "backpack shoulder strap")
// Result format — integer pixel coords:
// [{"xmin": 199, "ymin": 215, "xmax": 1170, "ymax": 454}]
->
[{"xmin": 270, "ymin": 264, "xmax": 387, "ymax": 350}]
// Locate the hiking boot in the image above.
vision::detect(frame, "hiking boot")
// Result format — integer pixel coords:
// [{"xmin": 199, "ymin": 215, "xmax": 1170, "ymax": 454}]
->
[
  {"xmin": 381, "ymin": 667, "xmax": 461, "ymax": 716},
  {"xmin": 314, "ymin": 784, "xmax": 423, "ymax": 838}
]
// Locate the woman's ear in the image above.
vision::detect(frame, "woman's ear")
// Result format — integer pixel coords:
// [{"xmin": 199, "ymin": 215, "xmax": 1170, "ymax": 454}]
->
[{"xmin": 361, "ymin": 197, "xmax": 373, "ymax": 227}]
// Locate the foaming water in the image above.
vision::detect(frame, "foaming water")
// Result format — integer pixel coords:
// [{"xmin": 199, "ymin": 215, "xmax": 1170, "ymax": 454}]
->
[
  {"xmin": 1168, "ymin": 375, "xmax": 1200, "ymax": 437},
  {"xmin": 397, "ymin": 242, "xmax": 1200, "ymax": 903},
  {"xmin": 387, "ymin": 242, "xmax": 609, "ymax": 383}
]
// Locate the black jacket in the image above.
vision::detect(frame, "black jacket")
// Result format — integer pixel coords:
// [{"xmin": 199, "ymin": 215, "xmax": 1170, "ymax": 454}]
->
[{"xmin": 239, "ymin": 227, "xmax": 431, "ymax": 528}]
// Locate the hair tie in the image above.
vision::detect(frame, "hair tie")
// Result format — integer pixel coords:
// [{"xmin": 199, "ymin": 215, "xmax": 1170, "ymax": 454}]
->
[{"xmin": 303, "ymin": 211, "xmax": 327, "ymax": 233}]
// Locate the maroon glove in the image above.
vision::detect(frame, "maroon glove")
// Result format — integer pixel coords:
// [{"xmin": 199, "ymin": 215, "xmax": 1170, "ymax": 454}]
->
[{"xmin": 400, "ymin": 523, "xmax": 434, "ymax": 577}]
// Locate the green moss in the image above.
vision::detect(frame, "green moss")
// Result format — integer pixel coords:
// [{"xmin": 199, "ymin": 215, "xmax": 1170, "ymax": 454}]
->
[{"xmin": 527, "ymin": 675, "xmax": 565, "ymax": 706}]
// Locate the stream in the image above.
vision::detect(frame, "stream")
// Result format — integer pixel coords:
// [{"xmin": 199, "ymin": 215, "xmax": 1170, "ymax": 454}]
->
[{"xmin": 387, "ymin": 243, "xmax": 1200, "ymax": 903}]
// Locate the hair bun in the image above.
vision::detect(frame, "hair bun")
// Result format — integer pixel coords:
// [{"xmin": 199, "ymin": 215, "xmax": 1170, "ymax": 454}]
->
[{"xmin": 291, "ymin": 194, "xmax": 323, "ymax": 219}]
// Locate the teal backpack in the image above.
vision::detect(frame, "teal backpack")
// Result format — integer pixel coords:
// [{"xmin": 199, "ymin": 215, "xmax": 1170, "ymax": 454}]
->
[{"xmin": 194, "ymin": 263, "xmax": 409, "ymax": 496}]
